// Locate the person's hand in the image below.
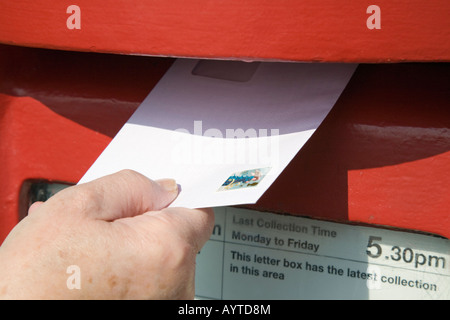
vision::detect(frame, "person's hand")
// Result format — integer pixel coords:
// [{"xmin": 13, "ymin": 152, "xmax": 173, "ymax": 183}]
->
[{"xmin": 0, "ymin": 170, "xmax": 214, "ymax": 299}]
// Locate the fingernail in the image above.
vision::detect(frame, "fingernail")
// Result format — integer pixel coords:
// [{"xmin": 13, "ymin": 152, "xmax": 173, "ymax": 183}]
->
[{"xmin": 156, "ymin": 179, "xmax": 179, "ymax": 195}]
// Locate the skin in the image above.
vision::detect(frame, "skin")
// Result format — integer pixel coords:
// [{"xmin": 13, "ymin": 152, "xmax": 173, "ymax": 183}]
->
[{"xmin": 0, "ymin": 170, "xmax": 214, "ymax": 299}]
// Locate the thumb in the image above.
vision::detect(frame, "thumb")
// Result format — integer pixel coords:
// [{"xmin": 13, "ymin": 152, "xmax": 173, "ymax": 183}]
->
[{"xmin": 46, "ymin": 170, "xmax": 179, "ymax": 221}]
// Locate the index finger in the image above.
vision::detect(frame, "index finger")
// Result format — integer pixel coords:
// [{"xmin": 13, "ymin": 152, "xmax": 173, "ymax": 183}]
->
[{"xmin": 143, "ymin": 207, "xmax": 215, "ymax": 253}]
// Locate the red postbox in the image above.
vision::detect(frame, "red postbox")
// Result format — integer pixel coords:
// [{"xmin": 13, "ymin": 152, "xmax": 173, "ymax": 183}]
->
[{"xmin": 1, "ymin": 1, "xmax": 449, "ymax": 242}]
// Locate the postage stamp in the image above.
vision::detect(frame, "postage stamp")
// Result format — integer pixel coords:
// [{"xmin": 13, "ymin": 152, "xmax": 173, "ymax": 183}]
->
[{"xmin": 217, "ymin": 167, "xmax": 271, "ymax": 191}]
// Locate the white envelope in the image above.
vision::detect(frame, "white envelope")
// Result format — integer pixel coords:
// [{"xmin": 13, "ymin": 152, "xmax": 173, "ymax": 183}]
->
[{"xmin": 79, "ymin": 59, "xmax": 356, "ymax": 208}]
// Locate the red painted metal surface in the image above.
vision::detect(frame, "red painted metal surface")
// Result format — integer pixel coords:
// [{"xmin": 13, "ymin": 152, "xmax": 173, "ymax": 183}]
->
[
  {"xmin": 0, "ymin": 44, "xmax": 449, "ymax": 243},
  {"xmin": 0, "ymin": 44, "xmax": 173, "ymax": 241},
  {"xmin": 252, "ymin": 63, "xmax": 450, "ymax": 237},
  {"xmin": 0, "ymin": 0, "xmax": 449, "ymax": 62}
]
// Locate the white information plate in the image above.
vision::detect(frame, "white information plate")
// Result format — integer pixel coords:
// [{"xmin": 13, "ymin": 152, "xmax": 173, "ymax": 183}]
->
[{"xmin": 195, "ymin": 207, "xmax": 450, "ymax": 300}]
